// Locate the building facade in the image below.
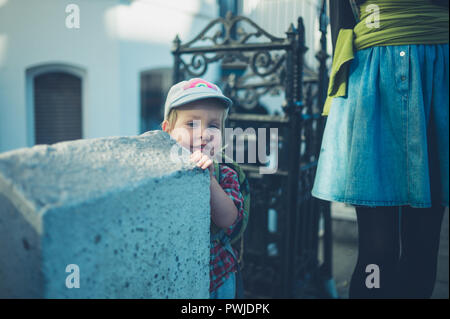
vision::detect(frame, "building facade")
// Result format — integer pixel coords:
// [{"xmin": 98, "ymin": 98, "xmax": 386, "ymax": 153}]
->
[{"xmin": 0, "ymin": 0, "xmax": 326, "ymax": 153}]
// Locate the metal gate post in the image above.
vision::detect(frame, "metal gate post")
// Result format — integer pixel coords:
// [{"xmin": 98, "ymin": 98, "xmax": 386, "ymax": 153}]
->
[
  {"xmin": 282, "ymin": 17, "xmax": 306, "ymax": 298},
  {"xmin": 172, "ymin": 35, "xmax": 182, "ymax": 83}
]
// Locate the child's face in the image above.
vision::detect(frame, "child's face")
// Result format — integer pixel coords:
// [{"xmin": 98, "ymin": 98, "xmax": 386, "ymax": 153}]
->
[{"xmin": 164, "ymin": 99, "xmax": 224, "ymax": 156}]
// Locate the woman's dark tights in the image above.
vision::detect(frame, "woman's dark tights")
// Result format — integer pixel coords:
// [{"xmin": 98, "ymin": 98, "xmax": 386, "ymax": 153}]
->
[{"xmin": 349, "ymin": 204, "xmax": 446, "ymax": 298}]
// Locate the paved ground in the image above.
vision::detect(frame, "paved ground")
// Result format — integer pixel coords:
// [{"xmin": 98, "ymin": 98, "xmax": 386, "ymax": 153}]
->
[{"xmin": 324, "ymin": 203, "xmax": 449, "ymax": 299}]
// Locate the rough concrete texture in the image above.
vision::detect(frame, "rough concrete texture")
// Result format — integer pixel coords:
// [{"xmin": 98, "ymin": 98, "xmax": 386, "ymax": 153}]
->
[{"xmin": 0, "ymin": 131, "xmax": 210, "ymax": 298}]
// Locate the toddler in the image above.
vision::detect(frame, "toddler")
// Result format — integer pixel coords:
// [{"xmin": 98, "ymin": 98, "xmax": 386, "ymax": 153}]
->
[{"xmin": 162, "ymin": 78, "xmax": 246, "ymax": 299}]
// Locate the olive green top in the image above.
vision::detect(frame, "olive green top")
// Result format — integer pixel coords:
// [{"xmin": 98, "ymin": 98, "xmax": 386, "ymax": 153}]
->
[{"xmin": 322, "ymin": 0, "xmax": 449, "ymax": 116}]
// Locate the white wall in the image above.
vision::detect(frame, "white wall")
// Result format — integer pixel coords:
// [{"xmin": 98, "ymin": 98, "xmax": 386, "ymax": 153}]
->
[
  {"xmin": 110, "ymin": 0, "xmax": 220, "ymax": 136},
  {"xmin": 0, "ymin": 0, "xmax": 219, "ymax": 152},
  {"xmin": 0, "ymin": 0, "xmax": 120, "ymax": 152},
  {"xmin": 241, "ymin": 0, "xmax": 324, "ymax": 69}
]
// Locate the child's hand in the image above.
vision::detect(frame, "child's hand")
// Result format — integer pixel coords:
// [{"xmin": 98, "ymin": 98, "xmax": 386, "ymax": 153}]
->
[{"xmin": 190, "ymin": 150, "xmax": 214, "ymax": 177}]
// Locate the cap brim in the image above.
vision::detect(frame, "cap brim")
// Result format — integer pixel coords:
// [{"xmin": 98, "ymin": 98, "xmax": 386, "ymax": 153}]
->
[{"xmin": 171, "ymin": 92, "xmax": 232, "ymax": 109}]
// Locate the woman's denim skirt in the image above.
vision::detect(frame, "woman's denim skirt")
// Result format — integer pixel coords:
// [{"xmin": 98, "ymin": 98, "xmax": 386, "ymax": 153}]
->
[{"xmin": 312, "ymin": 44, "xmax": 449, "ymax": 208}]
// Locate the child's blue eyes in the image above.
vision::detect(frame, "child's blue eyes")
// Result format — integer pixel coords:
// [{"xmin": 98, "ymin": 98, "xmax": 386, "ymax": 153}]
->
[
  {"xmin": 186, "ymin": 122, "xmax": 220, "ymax": 129},
  {"xmin": 185, "ymin": 122, "xmax": 197, "ymax": 128}
]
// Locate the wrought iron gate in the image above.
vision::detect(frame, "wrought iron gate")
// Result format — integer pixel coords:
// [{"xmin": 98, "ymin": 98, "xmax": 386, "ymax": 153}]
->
[{"xmin": 172, "ymin": 8, "xmax": 332, "ymax": 298}]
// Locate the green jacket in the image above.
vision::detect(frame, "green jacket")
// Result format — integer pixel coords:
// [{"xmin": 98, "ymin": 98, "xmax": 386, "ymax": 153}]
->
[{"xmin": 210, "ymin": 155, "xmax": 250, "ymax": 246}]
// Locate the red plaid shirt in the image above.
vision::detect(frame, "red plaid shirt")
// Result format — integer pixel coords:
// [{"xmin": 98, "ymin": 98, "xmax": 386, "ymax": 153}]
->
[{"xmin": 210, "ymin": 164, "xmax": 245, "ymax": 293}]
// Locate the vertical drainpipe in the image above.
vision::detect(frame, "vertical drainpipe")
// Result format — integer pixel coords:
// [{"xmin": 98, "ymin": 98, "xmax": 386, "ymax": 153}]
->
[
  {"xmin": 218, "ymin": 0, "xmax": 239, "ymax": 21},
  {"xmin": 218, "ymin": 0, "xmax": 239, "ymax": 79}
]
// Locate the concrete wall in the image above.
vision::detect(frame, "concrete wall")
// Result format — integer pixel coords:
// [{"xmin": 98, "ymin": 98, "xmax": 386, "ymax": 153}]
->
[{"xmin": 0, "ymin": 130, "xmax": 210, "ymax": 298}]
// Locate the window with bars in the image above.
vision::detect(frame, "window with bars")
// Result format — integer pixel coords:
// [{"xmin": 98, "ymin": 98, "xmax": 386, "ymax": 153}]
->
[
  {"xmin": 33, "ymin": 72, "xmax": 82, "ymax": 145},
  {"xmin": 140, "ymin": 68, "xmax": 172, "ymax": 133}
]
